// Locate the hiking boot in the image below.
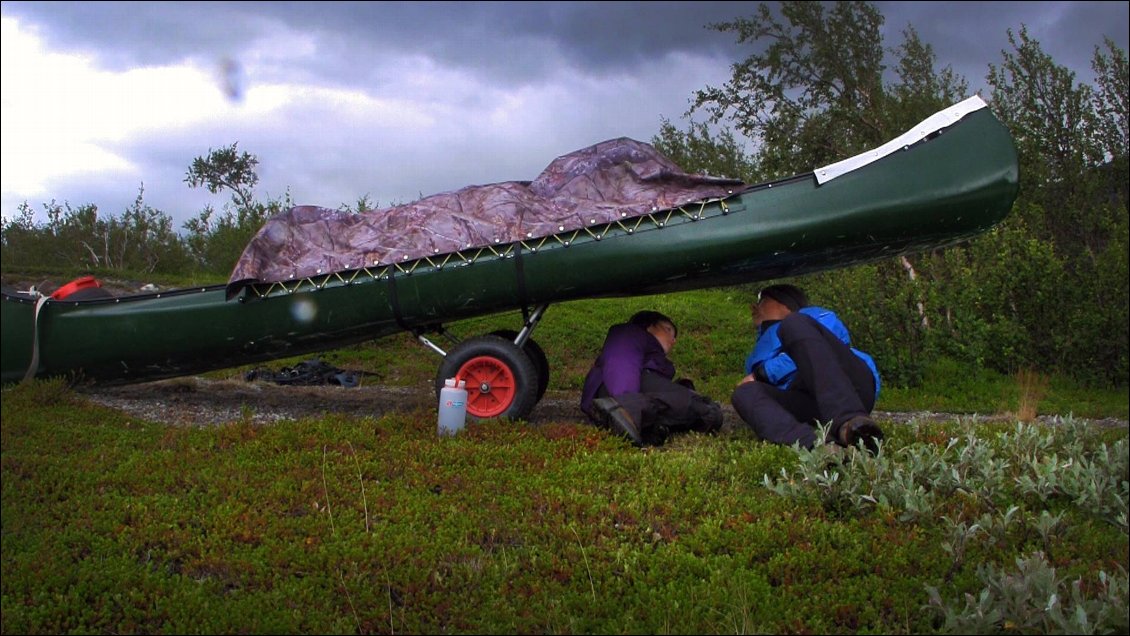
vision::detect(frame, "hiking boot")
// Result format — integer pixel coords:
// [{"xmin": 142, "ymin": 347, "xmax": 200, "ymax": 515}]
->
[
  {"xmin": 592, "ymin": 397, "xmax": 643, "ymax": 447},
  {"xmin": 838, "ymin": 415, "xmax": 884, "ymax": 455},
  {"xmin": 643, "ymin": 424, "xmax": 671, "ymax": 447},
  {"xmin": 696, "ymin": 401, "xmax": 724, "ymax": 434}
]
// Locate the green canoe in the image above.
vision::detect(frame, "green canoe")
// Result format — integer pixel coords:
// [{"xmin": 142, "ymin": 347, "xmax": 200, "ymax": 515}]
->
[{"xmin": 1, "ymin": 98, "xmax": 1019, "ymax": 419}]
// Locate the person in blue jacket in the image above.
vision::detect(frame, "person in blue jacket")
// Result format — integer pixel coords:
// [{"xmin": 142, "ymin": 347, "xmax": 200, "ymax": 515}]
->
[
  {"xmin": 581, "ymin": 310, "xmax": 722, "ymax": 446},
  {"xmin": 731, "ymin": 284, "xmax": 884, "ymax": 453}
]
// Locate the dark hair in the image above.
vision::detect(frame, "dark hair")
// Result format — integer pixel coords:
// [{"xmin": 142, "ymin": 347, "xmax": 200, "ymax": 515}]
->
[
  {"xmin": 758, "ymin": 284, "xmax": 809, "ymax": 312},
  {"xmin": 629, "ymin": 310, "xmax": 677, "ymax": 337}
]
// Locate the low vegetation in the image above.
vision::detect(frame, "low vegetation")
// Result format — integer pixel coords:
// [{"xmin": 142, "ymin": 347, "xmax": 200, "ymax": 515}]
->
[
  {"xmin": 2, "ymin": 289, "xmax": 1128, "ymax": 634},
  {"xmin": 2, "ymin": 262, "xmax": 1126, "ymax": 636},
  {"xmin": 2, "ymin": 2, "xmax": 1127, "ymax": 632},
  {"xmin": 2, "ymin": 375, "xmax": 1126, "ymax": 634}
]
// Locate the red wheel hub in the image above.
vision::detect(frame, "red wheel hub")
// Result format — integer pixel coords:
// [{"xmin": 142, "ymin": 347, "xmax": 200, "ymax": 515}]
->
[{"xmin": 457, "ymin": 355, "xmax": 517, "ymax": 418}]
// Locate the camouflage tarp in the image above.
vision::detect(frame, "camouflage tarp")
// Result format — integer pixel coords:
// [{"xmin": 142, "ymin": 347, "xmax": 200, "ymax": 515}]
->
[{"xmin": 228, "ymin": 137, "xmax": 744, "ymax": 288}]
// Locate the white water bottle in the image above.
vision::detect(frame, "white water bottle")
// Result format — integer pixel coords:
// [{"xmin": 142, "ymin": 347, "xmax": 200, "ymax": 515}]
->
[{"xmin": 438, "ymin": 377, "xmax": 468, "ymax": 436}]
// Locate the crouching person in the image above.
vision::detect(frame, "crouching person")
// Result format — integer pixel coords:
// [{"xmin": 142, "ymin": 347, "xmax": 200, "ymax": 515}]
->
[
  {"xmin": 731, "ymin": 284, "xmax": 884, "ymax": 454},
  {"xmin": 580, "ymin": 310, "xmax": 723, "ymax": 446}
]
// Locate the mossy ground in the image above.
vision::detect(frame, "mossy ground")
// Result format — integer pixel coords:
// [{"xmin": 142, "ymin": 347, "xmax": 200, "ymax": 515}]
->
[{"xmin": 3, "ymin": 379, "xmax": 1126, "ymax": 634}]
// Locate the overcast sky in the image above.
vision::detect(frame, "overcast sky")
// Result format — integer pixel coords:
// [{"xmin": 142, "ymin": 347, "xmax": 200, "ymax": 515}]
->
[{"xmin": 2, "ymin": 1, "xmax": 1127, "ymax": 229}]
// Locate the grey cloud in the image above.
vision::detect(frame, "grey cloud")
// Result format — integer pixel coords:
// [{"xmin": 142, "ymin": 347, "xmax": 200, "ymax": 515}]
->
[
  {"xmin": 8, "ymin": 1, "xmax": 1125, "ymax": 97},
  {"xmin": 3, "ymin": 1, "xmax": 1126, "ymax": 229},
  {"xmin": 877, "ymin": 1, "xmax": 1128, "ymax": 90},
  {"xmin": 4, "ymin": 1, "xmax": 750, "ymax": 82}
]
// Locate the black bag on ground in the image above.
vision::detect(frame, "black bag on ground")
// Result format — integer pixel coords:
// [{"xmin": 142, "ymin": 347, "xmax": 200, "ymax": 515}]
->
[{"xmin": 245, "ymin": 359, "xmax": 361, "ymax": 387}]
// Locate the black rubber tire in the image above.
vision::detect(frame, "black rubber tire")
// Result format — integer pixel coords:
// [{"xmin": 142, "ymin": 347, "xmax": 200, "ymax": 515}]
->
[
  {"xmin": 489, "ymin": 329, "xmax": 550, "ymax": 400},
  {"xmin": 434, "ymin": 335, "xmax": 539, "ymax": 421}
]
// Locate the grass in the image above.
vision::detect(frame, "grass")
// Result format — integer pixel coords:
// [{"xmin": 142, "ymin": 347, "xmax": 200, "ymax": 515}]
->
[
  {"xmin": 2, "ymin": 379, "xmax": 1127, "ymax": 634},
  {"xmin": 2, "ymin": 277, "xmax": 1127, "ymax": 633},
  {"xmin": 1014, "ymin": 368, "xmax": 1050, "ymax": 422}
]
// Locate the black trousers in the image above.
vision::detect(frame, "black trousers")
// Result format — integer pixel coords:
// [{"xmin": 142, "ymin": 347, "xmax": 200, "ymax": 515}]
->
[
  {"xmin": 596, "ymin": 371, "xmax": 722, "ymax": 443},
  {"xmin": 730, "ymin": 313, "xmax": 876, "ymax": 448}
]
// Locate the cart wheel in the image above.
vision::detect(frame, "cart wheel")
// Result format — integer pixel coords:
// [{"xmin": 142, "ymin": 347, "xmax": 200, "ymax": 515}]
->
[
  {"xmin": 489, "ymin": 329, "xmax": 550, "ymax": 400},
  {"xmin": 435, "ymin": 335, "xmax": 539, "ymax": 420}
]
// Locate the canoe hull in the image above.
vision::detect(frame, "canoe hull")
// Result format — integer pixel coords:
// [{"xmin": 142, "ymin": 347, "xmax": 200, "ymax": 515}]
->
[{"xmin": 1, "ymin": 107, "xmax": 1018, "ymax": 386}]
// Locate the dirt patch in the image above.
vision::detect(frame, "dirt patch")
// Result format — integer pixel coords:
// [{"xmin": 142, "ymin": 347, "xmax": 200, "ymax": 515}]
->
[
  {"xmin": 77, "ymin": 376, "xmax": 588, "ymax": 427},
  {"xmin": 76, "ymin": 376, "xmax": 1127, "ymax": 431}
]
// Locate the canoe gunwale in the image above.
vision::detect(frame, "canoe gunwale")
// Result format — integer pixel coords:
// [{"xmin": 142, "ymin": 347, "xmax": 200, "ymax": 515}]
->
[
  {"xmin": 815, "ymin": 95, "xmax": 989, "ymax": 183},
  {"xmin": 1, "ymin": 284, "xmax": 229, "ymax": 307}
]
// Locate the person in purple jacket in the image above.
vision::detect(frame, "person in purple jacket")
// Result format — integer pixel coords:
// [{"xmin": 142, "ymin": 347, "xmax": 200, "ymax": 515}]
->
[
  {"xmin": 581, "ymin": 310, "xmax": 722, "ymax": 446},
  {"xmin": 731, "ymin": 284, "xmax": 884, "ymax": 454}
]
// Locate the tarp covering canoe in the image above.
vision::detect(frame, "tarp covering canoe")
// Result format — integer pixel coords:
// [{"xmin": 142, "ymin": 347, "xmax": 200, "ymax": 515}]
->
[{"xmin": 228, "ymin": 137, "xmax": 744, "ymax": 289}]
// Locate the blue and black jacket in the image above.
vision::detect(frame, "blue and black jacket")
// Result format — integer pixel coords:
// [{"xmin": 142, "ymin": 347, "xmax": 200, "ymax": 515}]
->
[{"xmin": 743, "ymin": 306, "xmax": 881, "ymax": 399}]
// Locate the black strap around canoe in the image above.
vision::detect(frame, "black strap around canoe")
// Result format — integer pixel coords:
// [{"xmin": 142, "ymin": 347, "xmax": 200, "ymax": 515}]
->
[
  {"xmin": 514, "ymin": 243, "xmax": 530, "ymax": 318},
  {"xmin": 385, "ymin": 274, "xmax": 412, "ymax": 332}
]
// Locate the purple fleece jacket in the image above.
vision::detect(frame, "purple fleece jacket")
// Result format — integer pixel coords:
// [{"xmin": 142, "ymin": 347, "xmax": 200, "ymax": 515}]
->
[{"xmin": 580, "ymin": 322, "xmax": 676, "ymax": 417}]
